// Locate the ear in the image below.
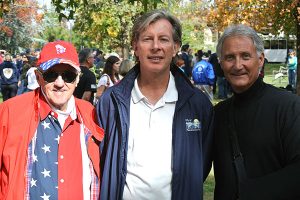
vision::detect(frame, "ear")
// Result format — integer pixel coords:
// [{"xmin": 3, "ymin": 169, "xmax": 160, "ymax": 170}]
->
[
  {"xmin": 258, "ymin": 52, "xmax": 265, "ymax": 68},
  {"xmin": 34, "ymin": 69, "xmax": 43, "ymax": 86},
  {"xmin": 132, "ymin": 42, "xmax": 138, "ymax": 57},
  {"xmin": 74, "ymin": 74, "xmax": 80, "ymax": 87}
]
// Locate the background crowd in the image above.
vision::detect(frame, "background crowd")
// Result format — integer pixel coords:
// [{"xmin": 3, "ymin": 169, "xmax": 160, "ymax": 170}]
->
[{"xmin": 0, "ymin": 39, "xmax": 297, "ymax": 104}]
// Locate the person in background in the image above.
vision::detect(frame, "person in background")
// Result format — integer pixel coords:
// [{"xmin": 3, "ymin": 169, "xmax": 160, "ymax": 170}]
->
[
  {"xmin": 192, "ymin": 50, "xmax": 215, "ymax": 101},
  {"xmin": 0, "ymin": 50, "xmax": 6, "ymax": 64},
  {"xmin": 213, "ymin": 24, "xmax": 300, "ymax": 200},
  {"xmin": 287, "ymin": 49, "xmax": 297, "ymax": 89},
  {"xmin": 0, "ymin": 40, "xmax": 104, "ymax": 199},
  {"xmin": 95, "ymin": 55, "xmax": 121, "ymax": 98},
  {"xmin": 208, "ymin": 51, "xmax": 217, "ymax": 95},
  {"xmin": 73, "ymin": 48, "xmax": 97, "ymax": 104},
  {"xmin": 94, "ymin": 49, "xmax": 105, "ymax": 79},
  {"xmin": 174, "ymin": 53, "xmax": 185, "ymax": 73},
  {"xmin": 15, "ymin": 54, "xmax": 23, "ymax": 76},
  {"xmin": 181, "ymin": 43, "xmax": 191, "ymax": 78},
  {"xmin": 119, "ymin": 59, "xmax": 134, "ymax": 77},
  {"xmin": 17, "ymin": 55, "xmax": 34, "ymax": 94},
  {"xmin": 0, "ymin": 54, "xmax": 19, "ymax": 101},
  {"xmin": 96, "ymin": 9, "xmax": 214, "ymax": 200},
  {"xmin": 209, "ymin": 52, "xmax": 228, "ymax": 99},
  {"xmin": 26, "ymin": 57, "xmax": 40, "ymax": 92}
]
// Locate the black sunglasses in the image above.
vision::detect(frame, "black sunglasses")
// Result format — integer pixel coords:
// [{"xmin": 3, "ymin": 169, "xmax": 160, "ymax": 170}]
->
[{"xmin": 41, "ymin": 70, "xmax": 78, "ymax": 83}]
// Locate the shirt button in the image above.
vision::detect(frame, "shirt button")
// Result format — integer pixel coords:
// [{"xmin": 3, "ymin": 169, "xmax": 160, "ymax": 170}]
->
[
  {"xmin": 60, "ymin": 179, "xmax": 64, "ymax": 183},
  {"xmin": 51, "ymin": 112, "xmax": 55, "ymax": 116},
  {"xmin": 60, "ymin": 155, "xmax": 64, "ymax": 159}
]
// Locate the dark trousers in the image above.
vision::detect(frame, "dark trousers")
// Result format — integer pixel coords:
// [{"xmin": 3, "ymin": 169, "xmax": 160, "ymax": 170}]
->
[
  {"xmin": 1, "ymin": 83, "xmax": 18, "ymax": 101},
  {"xmin": 217, "ymin": 76, "xmax": 228, "ymax": 99}
]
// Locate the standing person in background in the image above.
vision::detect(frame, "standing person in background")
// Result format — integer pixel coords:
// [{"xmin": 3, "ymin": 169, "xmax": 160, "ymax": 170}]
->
[
  {"xmin": 209, "ymin": 52, "xmax": 228, "ymax": 99},
  {"xmin": 73, "ymin": 48, "xmax": 97, "ymax": 104},
  {"xmin": 15, "ymin": 54, "xmax": 23, "ymax": 76},
  {"xmin": 25, "ymin": 57, "xmax": 40, "ymax": 92},
  {"xmin": 97, "ymin": 9, "xmax": 214, "ymax": 200},
  {"xmin": 94, "ymin": 49, "xmax": 105, "ymax": 79},
  {"xmin": 192, "ymin": 50, "xmax": 215, "ymax": 101},
  {"xmin": 95, "ymin": 55, "xmax": 121, "ymax": 98},
  {"xmin": 287, "ymin": 49, "xmax": 297, "ymax": 89},
  {"xmin": 119, "ymin": 59, "xmax": 134, "ymax": 77},
  {"xmin": 181, "ymin": 43, "xmax": 191, "ymax": 78},
  {"xmin": 214, "ymin": 24, "xmax": 300, "ymax": 200},
  {"xmin": 0, "ymin": 40, "xmax": 104, "ymax": 199},
  {"xmin": 0, "ymin": 50, "xmax": 5, "ymax": 64},
  {"xmin": 208, "ymin": 52, "xmax": 217, "ymax": 96},
  {"xmin": 0, "ymin": 54, "xmax": 19, "ymax": 101}
]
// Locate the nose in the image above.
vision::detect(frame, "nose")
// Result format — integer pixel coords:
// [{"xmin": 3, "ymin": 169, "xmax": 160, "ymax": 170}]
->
[
  {"xmin": 152, "ymin": 38, "xmax": 161, "ymax": 51},
  {"xmin": 53, "ymin": 75, "xmax": 65, "ymax": 87},
  {"xmin": 234, "ymin": 57, "xmax": 243, "ymax": 70}
]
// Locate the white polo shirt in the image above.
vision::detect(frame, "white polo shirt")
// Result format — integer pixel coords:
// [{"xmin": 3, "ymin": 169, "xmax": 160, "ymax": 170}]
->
[{"xmin": 123, "ymin": 72, "xmax": 178, "ymax": 200}]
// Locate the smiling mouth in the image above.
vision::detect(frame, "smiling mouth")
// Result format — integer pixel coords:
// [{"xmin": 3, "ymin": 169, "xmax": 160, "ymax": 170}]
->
[
  {"xmin": 231, "ymin": 73, "xmax": 247, "ymax": 77},
  {"xmin": 148, "ymin": 56, "xmax": 163, "ymax": 61},
  {"xmin": 53, "ymin": 90, "xmax": 65, "ymax": 93}
]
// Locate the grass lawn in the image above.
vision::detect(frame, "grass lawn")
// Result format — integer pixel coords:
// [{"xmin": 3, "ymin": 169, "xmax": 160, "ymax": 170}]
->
[{"xmin": 204, "ymin": 170, "xmax": 215, "ymax": 200}]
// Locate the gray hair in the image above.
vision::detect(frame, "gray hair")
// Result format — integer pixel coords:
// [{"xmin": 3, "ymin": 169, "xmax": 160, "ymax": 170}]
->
[
  {"xmin": 131, "ymin": 9, "xmax": 182, "ymax": 46},
  {"xmin": 216, "ymin": 24, "xmax": 264, "ymax": 60},
  {"xmin": 78, "ymin": 48, "xmax": 93, "ymax": 64}
]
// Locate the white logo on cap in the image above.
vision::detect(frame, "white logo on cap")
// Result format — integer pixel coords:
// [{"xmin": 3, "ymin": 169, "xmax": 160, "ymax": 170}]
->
[{"xmin": 55, "ymin": 44, "xmax": 66, "ymax": 54}]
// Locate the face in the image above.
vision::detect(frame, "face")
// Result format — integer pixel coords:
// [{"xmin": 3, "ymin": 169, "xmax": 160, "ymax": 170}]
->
[
  {"xmin": 87, "ymin": 54, "xmax": 95, "ymax": 67},
  {"xmin": 133, "ymin": 18, "xmax": 180, "ymax": 75},
  {"xmin": 113, "ymin": 60, "xmax": 121, "ymax": 73},
  {"xmin": 289, "ymin": 52, "xmax": 295, "ymax": 57},
  {"xmin": 36, "ymin": 64, "xmax": 79, "ymax": 111},
  {"xmin": 220, "ymin": 36, "xmax": 264, "ymax": 93}
]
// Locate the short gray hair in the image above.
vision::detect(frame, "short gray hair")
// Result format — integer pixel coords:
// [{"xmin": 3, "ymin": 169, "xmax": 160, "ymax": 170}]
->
[
  {"xmin": 216, "ymin": 24, "xmax": 264, "ymax": 60},
  {"xmin": 131, "ymin": 9, "xmax": 182, "ymax": 46},
  {"xmin": 79, "ymin": 48, "xmax": 93, "ymax": 64}
]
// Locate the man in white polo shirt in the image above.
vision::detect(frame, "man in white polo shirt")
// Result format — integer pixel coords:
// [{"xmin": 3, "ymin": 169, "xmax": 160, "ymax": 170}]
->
[{"xmin": 97, "ymin": 9, "xmax": 214, "ymax": 200}]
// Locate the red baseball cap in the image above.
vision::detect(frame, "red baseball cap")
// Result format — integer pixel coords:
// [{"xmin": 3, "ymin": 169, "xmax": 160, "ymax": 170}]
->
[{"xmin": 37, "ymin": 40, "xmax": 80, "ymax": 71}]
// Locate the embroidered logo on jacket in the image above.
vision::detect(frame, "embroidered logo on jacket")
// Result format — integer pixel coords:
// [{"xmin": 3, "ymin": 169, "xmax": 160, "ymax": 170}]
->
[{"xmin": 185, "ymin": 119, "xmax": 201, "ymax": 132}]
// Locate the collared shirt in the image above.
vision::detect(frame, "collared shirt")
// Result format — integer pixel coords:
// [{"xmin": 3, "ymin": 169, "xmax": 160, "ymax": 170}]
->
[
  {"xmin": 123, "ymin": 72, "xmax": 178, "ymax": 200},
  {"xmin": 25, "ymin": 93, "xmax": 99, "ymax": 200}
]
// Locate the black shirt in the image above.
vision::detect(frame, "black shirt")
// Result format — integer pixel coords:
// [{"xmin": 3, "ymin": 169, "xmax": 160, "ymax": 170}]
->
[
  {"xmin": 214, "ymin": 78, "xmax": 300, "ymax": 200},
  {"xmin": 74, "ymin": 66, "xmax": 96, "ymax": 104}
]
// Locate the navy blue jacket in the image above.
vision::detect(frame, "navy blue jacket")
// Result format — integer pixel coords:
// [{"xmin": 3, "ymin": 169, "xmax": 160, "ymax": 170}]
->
[
  {"xmin": 0, "ymin": 61, "xmax": 19, "ymax": 85},
  {"xmin": 96, "ymin": 64, "xmax": 214, "ymax": 200}
]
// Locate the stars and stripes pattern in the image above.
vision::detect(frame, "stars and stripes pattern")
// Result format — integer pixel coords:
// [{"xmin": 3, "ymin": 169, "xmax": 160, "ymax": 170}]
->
[
  {"xmin": 29, "ymin": 115, "xmax": 61, "ymax": 199},
  {"xmin": 25, "ymin": 113, "xmax": 100, "ymax": 200},
  {"xmin": 40, "ymin": 58, "xmax": 61, "ymax": 71}
]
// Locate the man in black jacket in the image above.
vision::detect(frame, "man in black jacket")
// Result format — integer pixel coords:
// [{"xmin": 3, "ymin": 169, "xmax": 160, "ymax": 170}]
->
[
  {"xmin": 73, "ymin": 48, "xmax": 97, "ymax": 104},
  {"xmin": 213, "ymin": 24, "xmax": 300, "ymax": 200}
]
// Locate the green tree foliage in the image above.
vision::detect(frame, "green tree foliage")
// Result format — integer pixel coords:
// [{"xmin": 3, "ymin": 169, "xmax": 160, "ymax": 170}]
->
[
  {"xmin": 208, "ymin": 0, "xmax": 300, "ymax": 94},
  {"xmin": 270, "ymin": 0, "xmax": 300, "ymax": 94},
  {"xmin": 37, "ymin": 9, "xmax": 73, "ymax": 43},
  {"xmin": 0, "ymin": 0, "xmax": 41, "ymax": 53},
  {"xmin": 172, "ymin": 0, "xmax": 212, "ymax": 52},
  {"xmin": 207, "ymin": 0, "xmax": 272, "ymax": 33},
  {"xmin": 72, "ymin": 0, "xmax": 142, "ymax": 57}
]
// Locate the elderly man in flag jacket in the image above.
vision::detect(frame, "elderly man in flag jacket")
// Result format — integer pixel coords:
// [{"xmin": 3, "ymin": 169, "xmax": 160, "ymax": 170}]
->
[{"xmin": 0, "ymin": 41, "xmax": 104, "ymax": 200}]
